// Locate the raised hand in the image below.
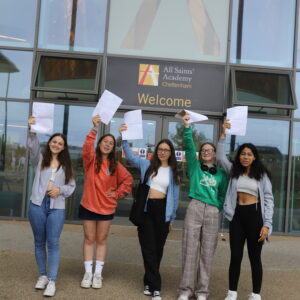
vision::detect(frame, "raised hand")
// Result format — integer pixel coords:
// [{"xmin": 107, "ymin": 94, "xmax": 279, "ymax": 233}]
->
[
  {"xmin": 92, "ymin": 115, "xmax": 101, "ymax": 129},
  {"xmin": 183, "ymin": 113, "xmax": 190, "ymax": 128}
]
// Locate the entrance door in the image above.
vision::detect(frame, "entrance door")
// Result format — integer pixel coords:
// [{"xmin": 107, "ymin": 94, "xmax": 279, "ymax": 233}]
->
[{"xmin": 107, "ymin": 113, "xmax": 217, "ymax": 220}]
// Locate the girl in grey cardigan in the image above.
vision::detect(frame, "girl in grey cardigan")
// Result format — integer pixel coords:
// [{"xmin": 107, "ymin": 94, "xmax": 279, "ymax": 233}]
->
[
  {"xmin": 27, "ymin": 116, "xmax": 76, "ymax": 297},
  {"xmin": 217, "ymin": 121, "xmax": 274, "ymax": 300}
]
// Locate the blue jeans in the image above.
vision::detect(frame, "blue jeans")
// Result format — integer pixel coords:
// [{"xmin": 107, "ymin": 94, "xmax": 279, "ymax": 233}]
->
[{"xmin": 28, "ymin": 195, "xmax": 65, "ymax": 281}]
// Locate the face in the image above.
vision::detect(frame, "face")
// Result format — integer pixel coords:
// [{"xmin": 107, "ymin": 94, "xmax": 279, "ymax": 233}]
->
[
  {"xmin": 239, "ymin": 147, "xmax": 256, "ymax": 168},
  {"xmin": 157, "ymin": 142, "xmax": 171, "ymax": 163},
  {"xmin": 200, "ymin": 144, "xmax": 216, "ymax": 163},
  {"xmin": 99, "ymin": 136, "xmax": 115, "ymax": 156},
  {"xmin": 49, "ymin": 136, "xmax": 65, "ymax": 155}
]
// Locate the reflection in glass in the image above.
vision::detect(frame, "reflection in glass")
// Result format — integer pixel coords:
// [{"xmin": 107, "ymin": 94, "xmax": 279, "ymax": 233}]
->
[
  {"xmin": 109, "ymin": 117, "xmax": 157, "ymax": 217},
  {"xmin": 290, "ymin": 122, "xmax": 300, "ymax": 232},
  {"xmin": 230, "ymin": 0, "xmax": 295, "ymax": 67},
  {"xmin": 0, "ymin": 0, "xmax": 37, "ymax": 48},
  {"xmin": 0, "ymin": 101, "xmax": 29, "ymax": 217},
  {"xmin": 233, "ymin": 70, "xmax": 294, "ymax": 107},
  {"xmin": 0, "ymin": 50, "xmax": 33, "ymax": 99},
  {"xmin": 225, "ymin": 118, "xmax": 289, "ymax": 232},
  {"xmin": 25, "ymin": 104, "xmax": 94, "ymax": 220},
  {"xmin": 38, "ymin": 0, "xmax": 107, "ymax": 52},
  {"xmin": 167, "ymin": 121, "xmax": 214, "ymax": 220},
  {"xmin": 294, "ymin": 73, "xmax": 300, "ymax": 118},
  {"xmin": 108, "ymin": 0, "xmax": 229, "ymax": 62},
  {"xmin": 35, "ymin": 56, "xmax": 98, "ymax": 91}
]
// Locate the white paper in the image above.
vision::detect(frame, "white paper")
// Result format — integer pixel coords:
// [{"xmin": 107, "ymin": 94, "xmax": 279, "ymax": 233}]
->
[
  {"xmin": 175, "ymin": 109, "xmax": 208, "ymax": 123},
  {"xmin": 92, "ymin": 90, "xmax": 123, "ymax": 125},
  {"xmin": 122, "ymin": 109, "xmax": 143, "ymax": 140},
  {"xmin": 31, "ymin": 102, "xmax": 54, "ymax": 134},
  {"xmin": 225, "ymin": 106, "xmax": 248, "ymax": 136}
]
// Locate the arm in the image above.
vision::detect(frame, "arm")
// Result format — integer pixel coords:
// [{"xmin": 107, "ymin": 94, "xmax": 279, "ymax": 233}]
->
[
  {"xmin": 59, "ymin": 177, "xmax": 76, "ymax": 198},
  {"xmin": 27, "ymin": 116, "xmax": 41, "ymax": 167},
  {"xmin": 27, "ymin": 132, "xmax": 41, "ymax": 167},
  {"xmin": 218, "ymin": 171, "xmax": 229, "ymax": 210},
  {"xmin": 183, "ymin": 127, "xmax": 198, "ymax": 173},
  {"xmin": 114, "ymin": 163, "xmax": 133, "ymax": 199},
  {"xmin": 82, "ymin": 130, "xmax": 97, "ymax": 170},
  {"xmin": 216, "ymin": 120, "xmax": 232, "ymax": 175},
  {"xmin": 82, "ymin": 115, "xmax": 100, "ymax": 170},
  {"xmin": 170, "ymin": 184, "xmax": 180, "ymax": 222},
  {"xmin": 262, "ymin": 174, "xmax": 274, "ymax": 231},
  {"xmin": 121, "ymin": 140, "xmax": 144, "ymax": 169}
]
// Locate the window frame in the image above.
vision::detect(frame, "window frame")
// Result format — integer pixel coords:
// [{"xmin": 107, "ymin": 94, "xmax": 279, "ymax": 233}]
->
[
  {"xmin": 230, "ymin": 66, "xmax": 297, "ymax": 110},
  {"xmin": 31, "ymin": 52, "xmax": 102, "ymax": 96}
]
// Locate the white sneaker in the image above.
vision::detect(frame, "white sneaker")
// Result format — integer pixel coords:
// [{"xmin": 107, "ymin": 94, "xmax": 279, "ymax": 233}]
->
[
  {"xmin": 178, "ymin": 295, "xmax": 189, "ymax": 300},
  {"xmin": 81, "ymin": 272, "xmax": 93, "ymax": 288},
  {"xmin": 152, "ymin": 290, "xmax": 162, "ymax": 300},
  {"xmin": 197, "ymin": 296, "xmax": 207, "ymax": 300},
  {"xmin": 225, "ymin": 290, "xmax": 237, "ymax": 300},
  {"xmin": 43, "ymin": 281, "xmax": 56, "ymax": 297},
  {"xmin": 35, "ymin": 275, "xmax": 49, "ymax": 289},
  {"xmin": 92, "ymin": 273, "xmax": 102, "ymax": 289},
  {"xmin": 248, "ymin": 293, "xmax": 261, "ymax": 300},
  {"xmin": 144, "ymin": 285, "xmax": 152, "ymax": 296}
]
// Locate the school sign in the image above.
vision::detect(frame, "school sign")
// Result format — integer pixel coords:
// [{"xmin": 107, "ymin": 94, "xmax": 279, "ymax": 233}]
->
[{"xmin": 105, "ymin": 57, "xmax": 225, "ymax": 113}]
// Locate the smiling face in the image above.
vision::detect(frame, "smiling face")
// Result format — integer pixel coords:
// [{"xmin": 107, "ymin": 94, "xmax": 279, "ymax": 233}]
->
[
  {"xmin": 239, "ymin": 147, "xmax": 256, "ymax": 168},
  {"xmin": 99, "ymin": 135, "xmax": 115, "ymax": 157},
  {"xmin": 156, "ymin": 142, "xmax": 171, "ymax": 164},
  {"xmin": 49, "ymin": 136, "xmax": 65, "ymax": 155},
  {"xmin": 200, "ymin": 143, "xmax": 216, "ymax": 164}
]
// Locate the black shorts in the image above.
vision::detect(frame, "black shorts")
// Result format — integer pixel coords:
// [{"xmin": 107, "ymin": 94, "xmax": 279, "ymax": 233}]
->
[{"xmin": 78, "ymin": 205, "xmax": 114, "ymax": 221}]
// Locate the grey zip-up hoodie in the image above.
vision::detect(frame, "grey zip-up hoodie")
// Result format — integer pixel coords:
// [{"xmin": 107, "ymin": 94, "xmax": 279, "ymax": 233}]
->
[
  {"xmin": 28, "ymin": 132, "xmax": 76, "ymax": 209},
  {"xmin": 216, "ymin": 138, "xmax": 274, "ymax": 235}
]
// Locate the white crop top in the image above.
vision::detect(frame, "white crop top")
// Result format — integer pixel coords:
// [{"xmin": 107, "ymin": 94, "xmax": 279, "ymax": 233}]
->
[
  {"xmin": 150, "ymin": 166, "xmax": 170, "ymax": 194},
  {"xmin": 237, "ymin": 175, "xmax": 258, "ymax": 197}
]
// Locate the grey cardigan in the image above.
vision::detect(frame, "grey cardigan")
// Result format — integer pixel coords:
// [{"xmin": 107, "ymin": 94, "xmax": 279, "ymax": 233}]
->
[
  {"xmin": 216, "ymin": 138, "xmax": 274, "ymax": 234},
  {"xmin": 28, "ymin": 133, "xmax": 76, "ymax": 209}
]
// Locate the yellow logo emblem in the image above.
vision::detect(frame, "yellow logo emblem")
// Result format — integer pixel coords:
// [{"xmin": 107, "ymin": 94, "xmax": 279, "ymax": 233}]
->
[{"xmin": 138, "ymin": 64, "xmax": 159, "ymax": 86}]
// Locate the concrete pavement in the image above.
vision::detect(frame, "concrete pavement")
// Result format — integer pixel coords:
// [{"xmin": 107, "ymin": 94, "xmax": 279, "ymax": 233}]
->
[{"xmin": 0, "ymin": 220, "xmax": 299, "ymax": 300}]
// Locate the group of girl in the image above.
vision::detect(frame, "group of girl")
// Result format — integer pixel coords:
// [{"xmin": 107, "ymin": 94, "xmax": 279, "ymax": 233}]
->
[{"xmin": 27, "ymin": 112, "xmax": 274, "ymax": 300}]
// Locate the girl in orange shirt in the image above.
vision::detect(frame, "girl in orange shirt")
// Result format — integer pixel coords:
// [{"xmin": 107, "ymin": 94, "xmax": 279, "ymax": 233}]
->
[{"xmin": 79, "ymin": 115, "xmax": 133, "ymax": 289}]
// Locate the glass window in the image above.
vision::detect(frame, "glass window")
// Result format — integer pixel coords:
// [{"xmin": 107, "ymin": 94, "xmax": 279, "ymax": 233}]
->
[
  {"xmin": 38, "ymin": 0, "xmax": 108, "ymax": 53},
  {"xmin": 290, "ymin": 122, "xmax": 300, "ymax": 232},
  {"xmin": 225, "ymin": 118, "xmax": 289, "ymax": 232},
  {"xmin": 0, "ymin": 101, "xmax": 29, "ymax": 217},
  {"xmin": 230, "ymin": 0, "xmax": 296, "ymax": 67},
  {"xmin": 0, "ymin": 0, "xmax": 37, "ymax": 48},
  {"xmin": 25, "ymin": 104, "xmax": 94, "ymax": 220},
  {"xmin": 33, "ymin": 55, "xmax": 100, "ymax": 101},
  {"xmin": 108, "ymin": 0, "xmax": 230, "ymax": 62},
  {"xmin": 0, "ymin": 50, "xmax": 33, "ymax": 99},
  {"xmin": 294, "ymin": 73, "xmax": 300, "ymax": 118},
  {"xmin": 231, "ymin": 68, "xmax": 296, "ymax": 111}
]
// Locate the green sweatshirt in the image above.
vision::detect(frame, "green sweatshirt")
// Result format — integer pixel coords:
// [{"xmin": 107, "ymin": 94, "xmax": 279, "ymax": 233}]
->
[{"xmin": 184, "ymin": 127, "xmax": 228, "ymax": 210}]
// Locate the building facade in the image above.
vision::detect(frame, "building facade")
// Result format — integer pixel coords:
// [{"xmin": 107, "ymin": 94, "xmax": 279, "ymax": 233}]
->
[{"xmin": 0, "ymin": 0, "xmax": 299, "ymax": 234}]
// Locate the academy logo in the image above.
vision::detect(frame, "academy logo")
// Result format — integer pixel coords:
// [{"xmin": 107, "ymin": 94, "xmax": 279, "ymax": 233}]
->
[{"xmin": 138, "ymin": 64, "xmax": 159, "ymax": 86}]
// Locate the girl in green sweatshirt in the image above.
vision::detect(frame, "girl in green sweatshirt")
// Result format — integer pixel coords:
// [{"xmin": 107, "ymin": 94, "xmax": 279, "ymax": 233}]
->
[{"xmin": 178, "ymin": 114, "xmax": 228, "ymax": 300}]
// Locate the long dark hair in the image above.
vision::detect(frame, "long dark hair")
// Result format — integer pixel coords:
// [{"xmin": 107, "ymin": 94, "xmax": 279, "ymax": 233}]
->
[
  {"xmin": 145, "ymin": 139, "xmax": 180, "ymax": 185},
  {"xmin": 41, "ymin": 133, "xmax": 74, "ymax": 184},
  {"xmin": 95, "ymin": 134, "xmax": 117, "ymax": 175},
  {"xmin": 230, "ymin": 143, "xmax": 270, "ymax": 180}
]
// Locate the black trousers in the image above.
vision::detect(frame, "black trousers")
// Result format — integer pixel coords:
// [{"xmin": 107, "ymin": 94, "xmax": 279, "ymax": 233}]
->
[
  {"xmin": 138, "ymin": 198, "xmax": 170, "ymax": 292},
  {"xmin": 229, "ymin": 202, "xmax": 264, "ymax": 294}
]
